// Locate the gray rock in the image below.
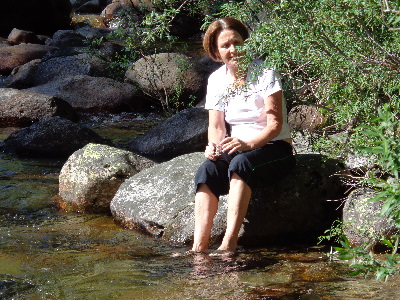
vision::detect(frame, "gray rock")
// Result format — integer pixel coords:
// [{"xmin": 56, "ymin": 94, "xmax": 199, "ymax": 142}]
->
[
  {"xmin": 7, "ymin": 59, "xmax": 41, "ymax": 89},
  {"xmin": 0, "ymin": 88, "xmax": 77, "ymax": 126},
  {"xmin": 128, "ymin": 107, "xmax": 208, "ymax": 162},
  {"xmin": 125, "ymin": 53, "xmax": 211, "ymax": 108},
  {"xmin": 25, "ymin": 53, "xmax": 109, "ymax": 87},
  {"xmin": 1, "ymin": 116, "xmax": 110, "ymax": 158},
  {"xmin": 343, "ymin": 188, "xmax": 398, "ymax": 250},
  {"xmin": 45, "ymin": 30, "xmax": 87, "ymax": 48},
  {"xmin": 59, "ymin": 143, "xmax": 155, "ymax": 213},
  {"xmin": 111, "ymin": 152, "xmax": 204, "ymax": 237},
  {"xmin": 111, "ymin": 153, "xmax": 344, "ymax": 246},
  {"xmin": 75, "ymin": 26, "xmax": 112, "ymax": 41},
  {"xmin": 27, "ymin": 75, "xmax": 146, "ymax": 113}
]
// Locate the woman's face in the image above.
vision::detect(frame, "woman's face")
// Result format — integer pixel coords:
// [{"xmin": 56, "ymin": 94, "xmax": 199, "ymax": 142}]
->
[{"xmin": 216, "ymin": 29, "xmax": 245, "ymax": 66}]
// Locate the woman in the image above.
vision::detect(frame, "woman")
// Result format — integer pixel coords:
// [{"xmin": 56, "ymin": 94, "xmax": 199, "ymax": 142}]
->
[{"xmin": 192, "ymin": 17, "xmax": 296, "ymax": 253}]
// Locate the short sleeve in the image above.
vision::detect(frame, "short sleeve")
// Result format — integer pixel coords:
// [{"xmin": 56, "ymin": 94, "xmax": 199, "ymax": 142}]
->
[
  {"xmin": 204, "ymin": 68, "xmax": 226, "ymax": 112},
  {"xmin": 259, "ymin": 68, "xmax": 282, "ymax": 97}
]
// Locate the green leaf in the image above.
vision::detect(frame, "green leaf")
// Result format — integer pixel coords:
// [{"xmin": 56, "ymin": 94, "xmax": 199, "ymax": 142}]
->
[{"xmin": 349, "ymin": 269, "xmax": 365, "ymax": 276}]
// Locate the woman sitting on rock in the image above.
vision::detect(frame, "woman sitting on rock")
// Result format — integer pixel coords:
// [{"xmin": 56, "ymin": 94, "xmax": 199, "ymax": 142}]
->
[{"xmin": 192, "ymin": 17, "xmax": 296, "ymax": 253}]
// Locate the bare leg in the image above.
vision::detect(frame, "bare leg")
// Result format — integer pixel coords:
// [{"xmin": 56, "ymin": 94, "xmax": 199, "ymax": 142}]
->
[
  {"xmin": 192, "ymin": 184, "xmax": 219, "ymax": 252},
  {"xmin": 218, "ymin": 173, "xmax": 252, "ymax": 252}
]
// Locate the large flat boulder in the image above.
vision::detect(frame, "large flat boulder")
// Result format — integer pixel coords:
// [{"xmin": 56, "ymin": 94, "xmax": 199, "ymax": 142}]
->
[{"xmin": 110, "ymin": 153, "xmax": 345, "ymax": 246}]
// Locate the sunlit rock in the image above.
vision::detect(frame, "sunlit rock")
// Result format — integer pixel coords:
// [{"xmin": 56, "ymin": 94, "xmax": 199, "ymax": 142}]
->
[
  {"xmin": 59, "ymin": 143, "xmax": 155, "ymax": 213},
  {"xmin": 288, "ymin": 105, "xmax": 327, "ymax": 132},
  {"xmin": 111, "ymin": 152, "xmax": 204, "ymax": 238},
  {"xmin": 111, "ymin": 153, "xmax": 345, "ymax": 246},
  {"xmin": 125, "ymin": 53, "xmax": 211, "ymax": 109},
  {"xmin": 343, "ymin": 188, "xmax": 398, "ymax": 250}
]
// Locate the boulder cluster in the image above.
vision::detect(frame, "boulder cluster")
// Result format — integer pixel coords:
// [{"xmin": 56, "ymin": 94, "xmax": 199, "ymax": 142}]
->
[{"xmin": 0, "ymin": 0, "xmax": 390, "ymax": 250}]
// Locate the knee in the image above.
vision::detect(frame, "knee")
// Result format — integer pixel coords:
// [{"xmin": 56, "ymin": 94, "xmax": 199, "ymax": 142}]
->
[
  {"xmin": 195, "ymin": 160, "xmax": 220, "ymax": 180},
  {"xmin": 228, "ymin": 154, "xmax": 251, "ymax": 176}
]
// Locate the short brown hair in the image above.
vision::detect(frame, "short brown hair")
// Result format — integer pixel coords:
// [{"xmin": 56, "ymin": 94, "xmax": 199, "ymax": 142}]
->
[{"xmin": 203, "ymin": 17, "xmax": 249, "ymax": 62}]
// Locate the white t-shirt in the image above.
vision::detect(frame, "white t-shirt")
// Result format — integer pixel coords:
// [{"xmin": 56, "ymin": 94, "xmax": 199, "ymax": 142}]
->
[{"xmin": 204, "ymin": 60, "xmax": 291, "ymax": 142}]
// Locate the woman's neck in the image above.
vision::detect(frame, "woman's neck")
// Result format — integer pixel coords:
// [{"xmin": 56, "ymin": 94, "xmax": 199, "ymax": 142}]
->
[{"xmin": 226, "ymin": 64, "xmax": 247, "ymax": 87}]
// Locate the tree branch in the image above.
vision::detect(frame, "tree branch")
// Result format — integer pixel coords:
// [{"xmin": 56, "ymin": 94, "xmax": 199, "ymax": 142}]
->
[{"xmin": 168, "ymin": 0, "xmax": 191, "ymax": 25}]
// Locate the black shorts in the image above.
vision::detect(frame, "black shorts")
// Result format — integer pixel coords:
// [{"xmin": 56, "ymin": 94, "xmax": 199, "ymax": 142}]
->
[{"xmin": 194, "ymin": 140, "xmax": 296, "ymax": 199}]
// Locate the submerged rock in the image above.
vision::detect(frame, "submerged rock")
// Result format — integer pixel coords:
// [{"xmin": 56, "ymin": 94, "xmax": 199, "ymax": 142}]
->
[
  {"xmin": 0, "ymin": 116, "xmax": 110, "ymax": 158},
  {"xmin": 129, "ymin": 107, "xmax": 208, "ymax": 162},
  {"xmin": 111, "ymin": 153, "xmax": 344, "ymax": 246},
  {"xmin": 59, "ymin": 143, "xmax": 155, "ymax": 213},
  {"xmin": 0, "ymin": 88, "xmax": 77, "ymax": 126}
]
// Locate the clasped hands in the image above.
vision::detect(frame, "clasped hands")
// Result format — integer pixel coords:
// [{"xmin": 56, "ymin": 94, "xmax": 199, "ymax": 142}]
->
[{"xmin": 205, "ymin": 137, "xmax": 252, "ymax": 161}]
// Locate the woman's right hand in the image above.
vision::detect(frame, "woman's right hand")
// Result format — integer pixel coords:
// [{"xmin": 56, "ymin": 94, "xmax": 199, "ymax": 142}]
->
[{"xmin": 205, "ymin": 142, "xmax": 222, "ymax": 161}]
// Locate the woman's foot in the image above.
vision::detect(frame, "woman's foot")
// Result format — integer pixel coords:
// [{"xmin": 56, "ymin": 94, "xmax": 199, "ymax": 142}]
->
[
  {"xmin": 217, "ymin": 241, "xmax": 237, "ymax": 252},
  {"xmin": 209, "ymin": 249, "xmax": 235, "ymax": 258}
]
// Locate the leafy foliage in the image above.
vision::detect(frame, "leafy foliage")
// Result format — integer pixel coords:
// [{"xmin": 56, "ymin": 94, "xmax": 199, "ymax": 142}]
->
[
  {"xmin": 213, "ymin": 2, "xmax": 399, "ymax": 279},
  {"xmin": 356, "ymin": 104, "xmax": 400, "ymax": 223}
]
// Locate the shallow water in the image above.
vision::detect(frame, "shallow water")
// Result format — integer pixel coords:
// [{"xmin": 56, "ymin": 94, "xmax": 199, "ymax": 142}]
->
[{"xmin": 1, "ymin": 116, "xmax": 399, "ymax": 299}]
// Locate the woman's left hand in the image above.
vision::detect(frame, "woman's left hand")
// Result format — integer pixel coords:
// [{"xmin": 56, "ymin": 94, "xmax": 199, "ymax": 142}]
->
[{"xmin": 219, "ymin": 137, "xmax": 252, "ymax": 154}]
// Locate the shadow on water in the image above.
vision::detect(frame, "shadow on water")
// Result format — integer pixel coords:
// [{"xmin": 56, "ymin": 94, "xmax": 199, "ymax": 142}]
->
[{"xmin": 1, "ymin": 117, "xmax": 400, "ymax": 299}]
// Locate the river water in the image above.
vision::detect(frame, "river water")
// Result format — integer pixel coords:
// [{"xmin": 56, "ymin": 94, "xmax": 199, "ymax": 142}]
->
[{"xmin": 1, "ymin": 113, "xmax": 400, "ymax": 299}]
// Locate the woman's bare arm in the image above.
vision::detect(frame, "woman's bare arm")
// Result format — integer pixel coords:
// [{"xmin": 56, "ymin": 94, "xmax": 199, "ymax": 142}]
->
[{"xmin": 205, "ymin": 109, "xmax": 226, "ymax": 160}]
